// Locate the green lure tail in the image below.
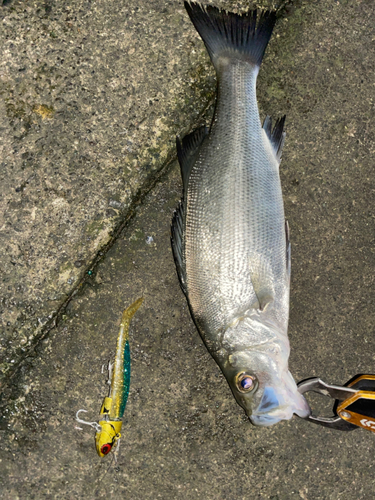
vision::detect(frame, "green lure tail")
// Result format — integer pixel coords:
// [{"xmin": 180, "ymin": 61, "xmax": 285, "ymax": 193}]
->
[{"xmin": 109, "ymin": 297, "xmax": 143, "ymax": 420}]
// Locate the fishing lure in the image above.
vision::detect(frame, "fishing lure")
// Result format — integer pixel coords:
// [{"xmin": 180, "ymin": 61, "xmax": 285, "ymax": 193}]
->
[{"xmin": 76, "ymin": 297, "xmax": 143, "ymax": 457}]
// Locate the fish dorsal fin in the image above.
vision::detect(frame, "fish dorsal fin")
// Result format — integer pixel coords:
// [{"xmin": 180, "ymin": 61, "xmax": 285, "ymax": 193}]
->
[
  {"xmin": 176, "ymin": 126, "xmax": 208, "ymax": 195},
  {"xmin": 171, "ymin": 200, "xmax": 187, "ymax": 296},
  {"xmin": 248, "ymin": 254, "xmax": 275, "ymax": 312},
  {"xmin": 263, "ymin": 115, "xmax": 286, "ymax": 163}
]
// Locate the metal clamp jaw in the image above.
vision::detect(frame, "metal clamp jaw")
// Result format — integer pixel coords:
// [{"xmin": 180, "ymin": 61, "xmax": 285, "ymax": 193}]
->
[{"xmin": 298, "ymin": 378, "xmax": 359, "ymax": 431}]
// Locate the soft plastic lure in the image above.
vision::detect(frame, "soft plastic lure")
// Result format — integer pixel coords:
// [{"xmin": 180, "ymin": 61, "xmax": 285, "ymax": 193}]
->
[{"xmin": 76, "ymin": 298, "xmax": 143, "ymax": 457}]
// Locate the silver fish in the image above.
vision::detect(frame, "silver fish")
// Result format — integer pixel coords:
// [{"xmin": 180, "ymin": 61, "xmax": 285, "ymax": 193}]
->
[{"xmin": 172, "ymin": 2, "xmax": 310, "ymax": 425}]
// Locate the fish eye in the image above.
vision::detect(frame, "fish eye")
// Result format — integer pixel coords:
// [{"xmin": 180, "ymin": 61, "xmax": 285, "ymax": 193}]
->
[
  {"xmin": 236, "ymin": 372, "xmax": 257, "ymax": 393},
  {"xmin": 101, "ymin": 443, "xmax": 112, "ymax": 455}
]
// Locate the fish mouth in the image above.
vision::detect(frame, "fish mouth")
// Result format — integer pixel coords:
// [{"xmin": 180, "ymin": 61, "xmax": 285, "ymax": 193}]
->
[
  {"xmin": 249, "ymin": 407, "xmax": 296, "ymax": 426},
  {"xmin": 247, "ymin": 385, "xmax": 311, "ymax": 426}
]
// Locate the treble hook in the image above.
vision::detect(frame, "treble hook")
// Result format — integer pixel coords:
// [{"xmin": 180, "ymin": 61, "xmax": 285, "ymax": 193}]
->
[{"xmin": 75, "ymin": 409, "xmax": 102, "ymax": 433}]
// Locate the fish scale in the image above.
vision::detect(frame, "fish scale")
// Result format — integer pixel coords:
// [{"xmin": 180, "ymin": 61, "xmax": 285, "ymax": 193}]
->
[{"xmin": 186, "ymin": 61, "xmax": 287, "ymax": 340}]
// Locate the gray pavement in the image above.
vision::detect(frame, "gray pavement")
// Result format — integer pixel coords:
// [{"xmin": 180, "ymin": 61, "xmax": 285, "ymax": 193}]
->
[{"xmin": 1, "ymin": 0, "xmax": 375, "ymax": 499}]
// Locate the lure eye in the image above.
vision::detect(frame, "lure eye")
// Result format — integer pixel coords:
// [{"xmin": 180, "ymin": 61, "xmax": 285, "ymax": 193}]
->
[
  {"xmin": 236, "ymin": 372, "xmax": 257, "ymax": 393},
  {"xmin": 101, "ymin": 443, "xmax": 112, "ymax": 455}
]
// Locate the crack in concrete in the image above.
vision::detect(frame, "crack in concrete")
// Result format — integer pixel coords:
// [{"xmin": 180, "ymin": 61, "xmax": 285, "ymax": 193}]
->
[{"xmin": 0, "ymin": 97, "xmax": 215, "ymax": 405}]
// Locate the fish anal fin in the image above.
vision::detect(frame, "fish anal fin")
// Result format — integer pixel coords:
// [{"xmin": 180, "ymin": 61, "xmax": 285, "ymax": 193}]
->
[
  {"xmin": 263, "ymin": 115, "xmax": 286, "ymax": 163},
  {"xmin": 176, "ymin": 126, "xmax": 208, "ymax": 194},
  {"xmin": 285, "ymin": 220, "xmax": 291, "ymax": 282}
]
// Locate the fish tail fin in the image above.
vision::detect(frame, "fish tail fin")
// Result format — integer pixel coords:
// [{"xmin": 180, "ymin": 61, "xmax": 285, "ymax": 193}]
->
[{"xmin": 184, "ymin": 1, "xmax": 277, "ymax": 69}]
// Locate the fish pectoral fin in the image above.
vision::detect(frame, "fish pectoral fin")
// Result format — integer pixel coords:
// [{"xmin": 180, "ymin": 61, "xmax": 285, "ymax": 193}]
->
[
  {"xmin": 257, "ymin": 293, "xmax": 274, "ymax": 312},
  {"xmin": 176, "ymin": 126, "xmax": 208, "ymax": 195},
  {"xmin": 263, "ymin": 115, "xmax": 286, "ymax": 163},
  {"xmin": 249, "ymin": 255, "xmax": 275, "ymax": 312},
  {"xmin": 171, "ymin": 200, "xmax": 188, "ymax": 296},
  {"xmin": 253, "ymin": 289, "xmax": 274, "ymax": 312}
]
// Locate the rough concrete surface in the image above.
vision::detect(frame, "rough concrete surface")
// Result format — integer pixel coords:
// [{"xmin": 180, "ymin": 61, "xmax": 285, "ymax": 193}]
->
[
  {"xmin": 0, "ymin": 0, "xmax": 216, "ymax": 380},
  {"xmin": 1, "ymin": 0, "xmax": 375, "ymax": 498}
]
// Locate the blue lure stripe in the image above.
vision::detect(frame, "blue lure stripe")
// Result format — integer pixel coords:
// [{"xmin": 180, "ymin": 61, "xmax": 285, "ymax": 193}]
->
[{"xmin": 119, "ymin": 340, "xmax": 131, "ymax": 418}]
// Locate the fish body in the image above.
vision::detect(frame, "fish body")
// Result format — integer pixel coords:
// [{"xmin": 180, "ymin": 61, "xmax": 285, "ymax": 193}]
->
[{"xmin": 172, "ymin": 2, "xmax": 310, "ymax": 425}]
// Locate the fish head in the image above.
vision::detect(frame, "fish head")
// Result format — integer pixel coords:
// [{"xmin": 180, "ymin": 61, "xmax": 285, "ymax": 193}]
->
[{"xmin": 220, "ymin": 338, "xmax": 310, "ymax": 426}]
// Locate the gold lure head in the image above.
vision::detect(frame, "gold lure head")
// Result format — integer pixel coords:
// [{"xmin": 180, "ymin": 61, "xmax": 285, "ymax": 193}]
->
[{"xmin": 95, "ymin": 420, "xmax": 122, "ymax": 457}]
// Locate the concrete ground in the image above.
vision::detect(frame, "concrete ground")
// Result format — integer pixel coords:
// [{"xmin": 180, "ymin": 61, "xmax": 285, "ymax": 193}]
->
[{"xmin": 1, "ymin": 0, "xmax": 375, "ymax": 498}]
